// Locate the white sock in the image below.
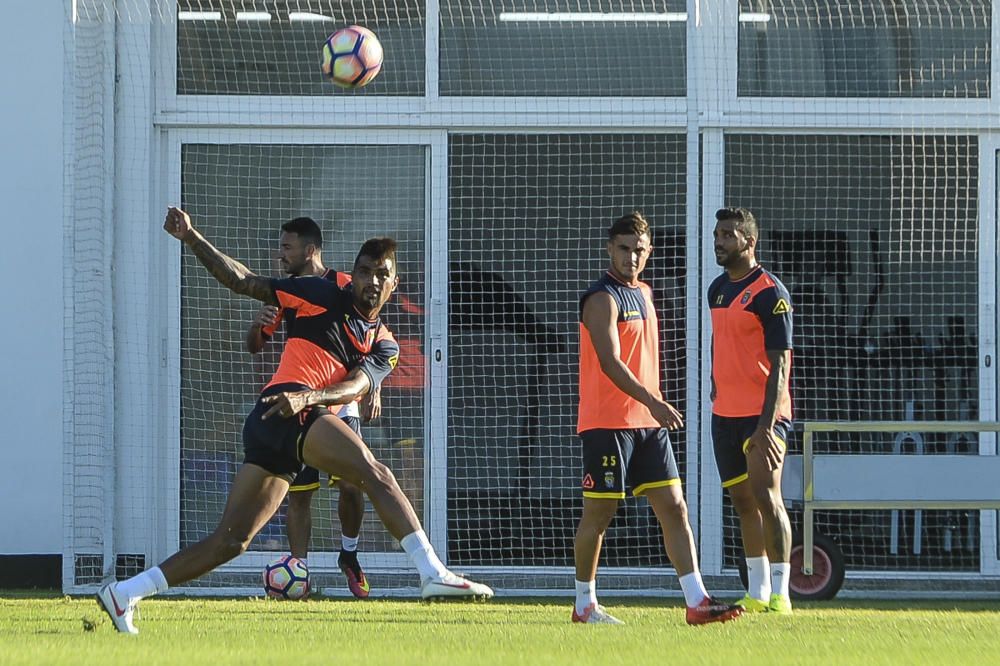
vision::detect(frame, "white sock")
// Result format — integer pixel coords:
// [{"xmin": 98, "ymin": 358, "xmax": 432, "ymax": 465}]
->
[
  {"xmin": 678, "ymin": 571, "xmax": 708, "ymax": 607},
  {"xmin": 116, "ymin": 566, "xmax": 169, "ymax": 601},
  {"xmin": 574, "ymin": 579, "xmax": 597, "ymax": 615},
  {"xmin": 399, "ymin": 530, "xmax": 449, "ymax": 581},
  {"xmin": 771, "ymin": 562, "xmax": 791, "ymax": 598},
  {"xmin": 341, "ymin": 535, "xmax": 359, "ymax": 552},
  {"xmin": 746, "ymin": 555, "xmax": 771, "ymax": 601}
]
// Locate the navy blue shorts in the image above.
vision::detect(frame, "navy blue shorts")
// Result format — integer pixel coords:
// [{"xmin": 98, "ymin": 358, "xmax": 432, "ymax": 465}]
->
[
  {"xmin": 711, "ymin": 414, "xmax": 791, "ymax": 488},
  {"xmin": 289, "ymin": 415, "xmax": 361, "ymax": 491},
  {"xmin": 242, "ymin": 383, "xmax": 324, "ymax": 478},
  {"xmin": 579, "ymin": 428, "xmax": 680, "ymax": 499}
]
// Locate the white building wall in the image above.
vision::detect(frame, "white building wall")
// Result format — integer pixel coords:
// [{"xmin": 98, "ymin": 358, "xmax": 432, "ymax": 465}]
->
[{"xmin": 0, "ymin": 2, "xmax": 65, "ymax": 554}]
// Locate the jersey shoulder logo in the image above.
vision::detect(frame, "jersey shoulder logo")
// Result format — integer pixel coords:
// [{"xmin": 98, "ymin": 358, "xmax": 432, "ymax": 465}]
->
[{"xmin": 772, "ymin": 298, "xmax": 791, "ymax": 315}]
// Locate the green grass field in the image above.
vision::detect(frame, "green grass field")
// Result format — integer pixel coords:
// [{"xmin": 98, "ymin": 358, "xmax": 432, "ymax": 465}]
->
[{"xmin": 2, "ymin": 592, "xmax": 998, "ymax": 665}]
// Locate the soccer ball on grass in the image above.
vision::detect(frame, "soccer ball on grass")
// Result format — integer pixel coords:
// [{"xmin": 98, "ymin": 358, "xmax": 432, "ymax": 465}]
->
[{"xmin": 263, "ymin": 555, "xmax": 310, "ymax": 600}]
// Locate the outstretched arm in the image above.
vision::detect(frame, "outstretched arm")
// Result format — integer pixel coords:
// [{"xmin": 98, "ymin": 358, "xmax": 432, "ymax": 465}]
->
[{"xmin": 163, "ymin": 207, "xmax": 277, "ymax": 305}]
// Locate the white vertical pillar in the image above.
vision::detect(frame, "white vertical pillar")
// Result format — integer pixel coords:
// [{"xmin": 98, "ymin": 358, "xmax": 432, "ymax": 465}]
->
[
  {"xmin": 426, "ymin": 132, "xmax": 450, "ymax": 562},
  {"xmin": 63, "ymin": 0, "xmax": 118, "ymax": 592}
]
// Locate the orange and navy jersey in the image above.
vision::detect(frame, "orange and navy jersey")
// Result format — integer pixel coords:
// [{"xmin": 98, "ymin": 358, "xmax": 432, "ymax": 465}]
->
[
  {"xmin": 260, "ymin": 268, "xmax": 347, "ymax": 340},
  {"xmin": 708, "ymin": 266, "xmax": 793, "ymax": 419},
  {"xmin": 577, "ymin": 272, "xmax": 662, "ymax": 433},
  {"xmin": 263, "ymin": 273, "xmax": 399, "ymax": 393}
]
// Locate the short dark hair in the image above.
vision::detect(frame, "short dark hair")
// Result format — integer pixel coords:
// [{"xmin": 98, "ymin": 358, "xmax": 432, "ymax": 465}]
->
[
  {"xmin": 281, "ymin": 217, "xmax": 323, "ymax": 248},
  {"xmin": 607, "ymin": 211, "xmax": 651, "ymax": 241},
  {"xmin": 355, "ymin": 237, "xmax": 398, "ymax": 274},
  {"xmin": 715, "ymin": 207, "xmax": 758, "ymax": 239}
]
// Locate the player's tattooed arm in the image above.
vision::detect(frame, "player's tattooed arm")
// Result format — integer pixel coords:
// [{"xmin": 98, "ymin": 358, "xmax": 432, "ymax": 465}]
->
[
  {"xmin": 304, "ymin": 368, "xmax": 372, "ymax": 408},
  {"xmin": 163, "ymin": 206, "xmax": 278, "ymax": 305},
  {"xmin": 757, "ymin": 349, "xmax": 791, "ymax": 431},
  {"xmin": 260, "ymin": 368, "xmax": 372, "ymax": 420}
]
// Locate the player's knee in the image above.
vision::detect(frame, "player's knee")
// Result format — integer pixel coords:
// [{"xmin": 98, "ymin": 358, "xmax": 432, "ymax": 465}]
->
[
  {"xmin": 657, "ymin": 494, "xmax": 689, "ymax": 522},
  {"xmin": 339, "ymin": 480, "xmax": 363, "ymax": 500},
  {"xmin": 210, "ymin": 531, "xmax": 252, "ymax": 562},
  {"xmin": 358, "ymin": 459, "xmax": 398, "ymax": 491},
  {"xmin": 751, "ymin": 484, "xmax": 783, "ymax": 514},
  {"xmin": 576, "ymin": 518, "xmax": 610, "ymax": 540}
]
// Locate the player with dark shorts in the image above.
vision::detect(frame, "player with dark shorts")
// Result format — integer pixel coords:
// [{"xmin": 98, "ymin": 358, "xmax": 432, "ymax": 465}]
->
[
  {"xmin": 710, "ymin": 207, "xmax": 795, "ymax": 614},
  {"xmin": 96, "ymin": 208, "xmax": 492, "ymax": 635},
  {"xmin": 239, "ymin": 257, "xmax": 401, "ymax": 494},
  {"xmin": 571, "ymin": 211, "xmax": 742, "ymax": 626},
  {"xmin": 247, "ymin": 220, "xmax": 375, "ymax": 599},
  {"xmin": 711, "ymin": 416, "xmax": 791, "ymax": 492},
  {"xmin": 288, "ymin": 414, "xmax": 361, "ymax": 492},
  {"xmin": 579, "ymin": 428, "xmax": 679, "ymax": 501}
]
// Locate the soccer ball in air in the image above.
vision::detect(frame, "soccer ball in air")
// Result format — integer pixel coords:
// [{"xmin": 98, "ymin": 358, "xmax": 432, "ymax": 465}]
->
[
  {"xmin": 321, "ymin": 26, "xmax": 383, "ymax": 89},
  {"xmin": 263, "ymin": 555, "xmax": 310, "ymax": 600}
]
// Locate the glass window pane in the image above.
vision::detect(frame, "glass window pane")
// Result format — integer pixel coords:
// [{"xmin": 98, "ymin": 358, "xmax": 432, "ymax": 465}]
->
[
  {"xmin": 177, "ymin": 1, "xmax": 424, "ymax": 95},
  {"xmin": 738, "ymin": 0, "xmax": 990, "ymax": 97},
  {"xmin": 440, "ymin": 1, "xmax": 687, "ymax": 96},
  {"xmin": 447, "ymin": 133, "xmax": 687, "ymax": 566},
  {"xmin": 179, "ymin": 143, "xmax": 427, "ymax": 553}
]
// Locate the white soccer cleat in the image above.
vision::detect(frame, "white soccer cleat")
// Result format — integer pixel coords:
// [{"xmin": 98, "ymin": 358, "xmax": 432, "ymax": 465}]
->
[
  {"xmin": 420, "ymin": 572, "xmax": 494, "ymax": 601},
  {"xmin": 572, "ymin": 602, "xmax": 625, "ymax": 625},
  {"xmin": 96, "ymin": 582, "xmax": 139, "ymax": 634}
]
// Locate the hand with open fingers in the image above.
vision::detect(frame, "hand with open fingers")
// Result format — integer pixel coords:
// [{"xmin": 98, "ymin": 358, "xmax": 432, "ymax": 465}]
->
[
  {"xmin": 361, "ymin": 386, "xmax": 382, "ymax": 423},
  {"xmin": 649, "ymin": 399, "xmax": 684, "ymax": 431},
  {"xmin": 260, "ymin": 390, "xmax": 313, "ymax": 420},
  {"xmin": 163, "ymin": 206, "xmax": 194, "ymax": 240},
  {"xmin": 253, "ymin": 305, "xmax": 279, "ymax": 328},
  {"xmin": 747, "ymin": 427, "xmax": 783, "ymax": 470}
]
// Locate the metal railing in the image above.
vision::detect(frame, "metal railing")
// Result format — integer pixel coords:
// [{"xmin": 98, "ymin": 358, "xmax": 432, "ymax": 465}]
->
[{"xmin": 800, "ymin": 421, "xmax": 1000, "ymax": 574}]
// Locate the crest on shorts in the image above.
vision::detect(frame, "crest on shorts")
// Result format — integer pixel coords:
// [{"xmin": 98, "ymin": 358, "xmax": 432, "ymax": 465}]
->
[
  {"xmin": 604, "ymin": 471, "xmax": 615, "ymax": 488},
  {"xmin": 582, "ymin": 473, "xmax": 594, "ymax": 489},
  {"xmin": 740, "ymin": 289, "xmax": 752, "ymax": 305}
]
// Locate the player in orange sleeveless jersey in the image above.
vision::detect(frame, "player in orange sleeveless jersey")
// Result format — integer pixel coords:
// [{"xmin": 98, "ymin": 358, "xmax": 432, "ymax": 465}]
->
[
  {"xmin": 709, "ymin": 207, "xmax": 794, "ymax": 614},
  {"xmin": 572, "ymin": 212, "xmax": 742, "ymax": 626},
  {"xmin": 96, "ymin": 208, "xmax": 492, "ymax": 635},
  {"xmin": 246, "ymin": 216, "xmax": 378, "ymax": 599}
]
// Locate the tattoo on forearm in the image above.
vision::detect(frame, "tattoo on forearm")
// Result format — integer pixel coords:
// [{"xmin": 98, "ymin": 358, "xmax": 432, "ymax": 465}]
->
[
  {"xmin": 759, "ymin": 352, "xmax": 789, "ymax": 428},
  {"xmin": 187, "ymin": 236, "xmax": 276, "ymax": 304},
  {"xmin": 309, "ymin": 373, "xmax": 371, "ymax": 407},
  {"xmin": 310, "ymin": 384, "xmax": 362, "ymax": 407}
]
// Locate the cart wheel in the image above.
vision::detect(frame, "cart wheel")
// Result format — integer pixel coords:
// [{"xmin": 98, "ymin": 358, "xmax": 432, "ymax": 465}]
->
[
  {"xmin": 734, "ymin": 531, "xmax": 845, "ymax": 601},
  {"xmin": 789, "ymin": 532, "xmax": 845, "ymax": 601}
]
